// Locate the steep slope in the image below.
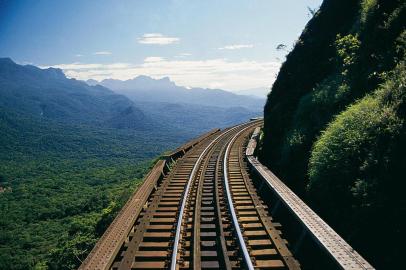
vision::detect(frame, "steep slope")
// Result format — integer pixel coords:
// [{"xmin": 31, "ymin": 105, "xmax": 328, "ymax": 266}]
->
[
  {"xmin": 0, "ymin": 58, "xmax": 151, "ymax": 130},
  {"xmin": 260, "ymin": 0, "xmax": 405, "ymax": 268},
  {"xmin": 91, "ymin": 76, "xmax": 265, "ymax": 111}
]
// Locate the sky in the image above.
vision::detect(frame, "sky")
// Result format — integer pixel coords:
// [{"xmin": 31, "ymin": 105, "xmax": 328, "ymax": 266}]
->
[{"xmin": 0, "ymin": 0, "xmax": 322, "ymax": 92}]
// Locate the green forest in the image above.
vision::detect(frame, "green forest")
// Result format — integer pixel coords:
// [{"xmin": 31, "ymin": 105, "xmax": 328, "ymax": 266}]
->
[
  {"xmin": 260, "ymin": 0, "xmax": 405, "ymax": 268},
  {"xmin": 0, "ymin": 57, "xmax": 198, "ymax": 269},
  {"xmin": 0, "ymin": 110, "xmax": 183, "ymax": 269}
]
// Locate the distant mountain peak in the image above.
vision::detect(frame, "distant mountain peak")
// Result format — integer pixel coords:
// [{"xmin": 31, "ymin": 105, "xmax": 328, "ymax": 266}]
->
[
  {"xmin": 160, "ymin": 76, "xmax": 171, "ymax": 82},
  {"xmin": 0, "ymin": 57, "xmax": 68, "ymax": 83},
  {"xmin": 98, "ymin": 75, "xmax": 179, "ymax": 92},
  {"xmin": 86, "ymin": 79, "xmax": 99, "ymax": 86},
  {"xmin": 44, "ymin": 67, "xmax": 66, "ymax": 80},
  {"xmin": 0, "ymin": 59, "xmax": 153, "ymax": 131},
  {"xmin": 0, "ymin": 58, "xmax": 65, "ymax": 81},
  {"xmin": 134, "ymin": 75, "xmax": 152, "ymax": 80},
  {"xmin": 0, "ymin": 57, "xmax": 15, "ymax": 65},
  {"xmin": 133, "ymin": 75, "xmax": 174, "ymax": 85},
  {"xmin": 97, "ymin": 75, "xmax": 265, "ymax": 110}
]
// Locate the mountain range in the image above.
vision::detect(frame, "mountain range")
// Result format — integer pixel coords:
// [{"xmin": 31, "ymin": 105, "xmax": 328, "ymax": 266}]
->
[
  {"xmin": 87, "ymin": 76, "xmax": 266, "ymax": 110},
  {"xmin": 0, "ymin": 57, "xmax": 266, "ymax": 269},
  {"xmin": 0, "ymin": 58, "xmax": 153, "ymax": 130},
  {"xmin": 0, "ymin": 57, "xmax": 264, "ymax": 137}
]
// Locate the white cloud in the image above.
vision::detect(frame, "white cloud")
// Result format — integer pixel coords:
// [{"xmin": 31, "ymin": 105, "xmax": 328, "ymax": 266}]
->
[
  {"xmin": 218, "ymin": 44, "xmax": 254, "ymax": 50},
  {"xmin": 144, "ymin": 56, "xmax": 165, "ymax": 62},
  {"xmin": 93, "ymin": 51, "xmax": 112, "ymax": 55},
  {"xmin": 75, "ymin": 54, "xmax": 83, "ymax": 57},
  {"xmin": 46, "ymin": 58, "xmax": 281, "ymax": 91},
  {"xmin": 138, "ymin": 33, "xmax": 179, "ymax": 45},
  {"xmin": 49, "ymin": 62, "xmax": 130, "ymax": 70}
]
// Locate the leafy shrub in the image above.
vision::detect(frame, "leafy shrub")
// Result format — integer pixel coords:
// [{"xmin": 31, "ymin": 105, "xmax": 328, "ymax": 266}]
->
[
  {"xmin": 335, "ymin": 34, "xmax": 361, "ymax": 70},
  {"xmin": 360, "ymin": 0, "xmax": 377, "ymax": 24},
  {"xmin": 308, "ymin": 61, "xmax": 405, "ymax": 268}
]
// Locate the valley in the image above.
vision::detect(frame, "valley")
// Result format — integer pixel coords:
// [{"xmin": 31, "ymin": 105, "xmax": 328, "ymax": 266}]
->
[{"xmin": 0, "ymin": 58, "xmax": 262, "ymax": 269}]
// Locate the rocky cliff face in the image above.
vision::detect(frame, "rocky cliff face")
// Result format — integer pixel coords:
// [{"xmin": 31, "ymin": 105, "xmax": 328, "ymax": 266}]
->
[{"xmin": 260, "ymin": 0, "xmax": 405, "ymax": 268}]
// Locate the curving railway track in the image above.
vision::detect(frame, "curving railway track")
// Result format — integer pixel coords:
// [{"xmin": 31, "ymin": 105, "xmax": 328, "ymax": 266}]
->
[
  {"xmin": 80, "ymin": 120, "xmax": 373, "ymax": 270},
  {"xmin": 81, "ymin": 121, "xmax": 298, "ymax": 269}
]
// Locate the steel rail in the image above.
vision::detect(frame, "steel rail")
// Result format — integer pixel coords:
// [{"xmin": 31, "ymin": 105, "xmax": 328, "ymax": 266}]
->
[
  {"xmin": 192, "ymin": 143, "xmax": 220, "ymax": 269},
  {"xmin": 223, "ymin": 125, "xmax": 257, "ymax": 270},
  {"xmin": 213, "ymin": 143, "xmax": 233, "ymax": 270},
  {"xmin": 170, "ymin": 124, "xmax": 247, "ymax": 270},
  {"xmin": 79, "ymin": 128, "xmax": 222, "ymax": 270}
]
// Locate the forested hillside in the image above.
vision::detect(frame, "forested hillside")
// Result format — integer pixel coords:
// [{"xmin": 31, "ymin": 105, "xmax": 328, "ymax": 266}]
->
[
  {"xmin": 0, "ymin": 108, "xmax": 191, "ymax": 269},
  {"xmin": 0, "ymin": 58, "xmax": 154, "ymax": 130},
  {"xmin": 0, "ymin": 57, "xmax": 261, "ymax": 269},
  {"xmin": 0, "ymin": 60, "xmax": 196, "ymax": 269},
  {"xmin": 260, "ymin": 0, "xmax": 405, "ymax": 268}
]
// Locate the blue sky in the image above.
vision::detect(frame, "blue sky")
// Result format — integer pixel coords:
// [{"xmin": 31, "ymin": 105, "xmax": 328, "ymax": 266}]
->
[{"xmin": 0, "ymin": 0, "xmax": 322, "ymax": 91}]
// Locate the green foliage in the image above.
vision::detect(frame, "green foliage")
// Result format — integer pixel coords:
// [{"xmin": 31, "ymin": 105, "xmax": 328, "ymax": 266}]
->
[
  {"xmin": 0, "ymin": 155, "xmax": 150, "ymax": 270},
  {"xmin": 395, "ymin": 30, "xmax": 406, "ymax": 59},
  {"xmin": 308, "ymin": 61, "xmax": 405, "ymax": 267},
  {"xmin": 47, "ymin": 233, "xmax": 97, "ymax": 270},
  {"xmin": 261, "ymin": 0, "xmax": 406, "ymax": 268},
  {"xmin": 277, "ymin": 72, "xmax": 350, "ymax": 194},
  {"xmin": 335, "ymin": 34, "xmax": 361, "ymax": 71},
  {"xmin": 309, "ymin": 95, "xmax": 401, "ymax": 198},
  {"xmin": 0, "ymin": 110, "xmax": 183, "ymax": 269},
  {"xmin": 360, "ymin": 0, "xmax": 377, "ymax": 24},
  {"xmin": 261, "ymin": 0, "xmax": 360, "ymax": 187},
  {"xmin": 384, "ymin": 2, "xmax": 406, "ymax": 29}
]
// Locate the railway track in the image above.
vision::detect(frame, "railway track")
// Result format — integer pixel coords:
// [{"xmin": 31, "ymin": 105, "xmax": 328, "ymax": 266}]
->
[
  {"xmin": 81, "ymin": 121, "xmax": 299, "ymax": 270},
  {"xmin": 81, "ymin": 119, "xmax": 374, "ymax": 270}
]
